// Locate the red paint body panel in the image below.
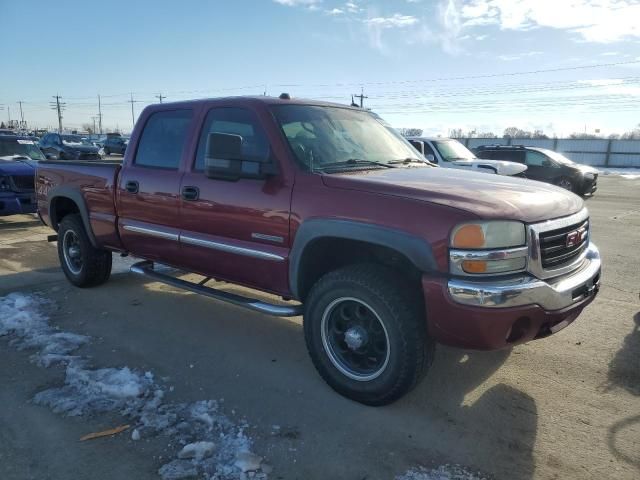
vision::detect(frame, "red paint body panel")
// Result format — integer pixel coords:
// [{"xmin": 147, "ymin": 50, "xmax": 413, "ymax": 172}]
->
[{"xmin": 35, "ymin": 96, "xmax": 594, "ymax": 351}]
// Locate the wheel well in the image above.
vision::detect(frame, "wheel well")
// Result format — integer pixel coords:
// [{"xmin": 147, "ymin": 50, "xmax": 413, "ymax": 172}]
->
[
  {"xmin": 51, "ymin": 196, "xmax": 80, "ymax": 230},
  {"xmin": 296, "ymin": 237, "xmax": 423, "ymax": 302}
]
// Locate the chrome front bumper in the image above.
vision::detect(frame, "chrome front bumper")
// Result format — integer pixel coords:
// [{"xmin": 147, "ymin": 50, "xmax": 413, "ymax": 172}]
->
[{"xmin": 448, "ymin": 243, "xmax": 601, "ymax": 310}]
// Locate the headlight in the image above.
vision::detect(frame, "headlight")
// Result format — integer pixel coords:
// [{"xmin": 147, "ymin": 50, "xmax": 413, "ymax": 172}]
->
[
  {"xmin": 450, "ymin": 221, "xmax": 527, "ymax": 275},
  {"xmin": 451, "ymin": 221, "xmax": 525, "ymax": 249},
  {"xmin": 0, "ymin": 176, "xmax": 11, "ymax": 191}
]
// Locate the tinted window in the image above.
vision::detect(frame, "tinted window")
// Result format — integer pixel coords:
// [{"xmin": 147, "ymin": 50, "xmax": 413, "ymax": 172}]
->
[
  {"xmin": 423, "ymin": 142, "xmax": 436, "ymax": 157},
  {"xmin": 481, "ymin": 149, "xmax": 525, "ymax": 163},
  {"xmin": 525, "ymin": 150, "xmax": 549, "ymax": 166},
  {"xmin": 135, "ymin": 110, "xmax": 192, "ymax": 169},
  {"xmin": 195, "ymin": 108, "xmax": 269, "ymax": 170}
]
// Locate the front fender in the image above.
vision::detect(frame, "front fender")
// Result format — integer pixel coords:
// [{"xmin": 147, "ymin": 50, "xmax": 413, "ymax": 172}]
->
[{"xmin": 289, "ymin": 218, "xmax": 437, "ymax": 299}]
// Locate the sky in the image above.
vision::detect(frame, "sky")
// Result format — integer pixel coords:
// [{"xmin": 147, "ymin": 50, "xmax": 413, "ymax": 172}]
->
[{"xmin": 2, "ymin": 0, "xmax": 639, "ymax": 136}]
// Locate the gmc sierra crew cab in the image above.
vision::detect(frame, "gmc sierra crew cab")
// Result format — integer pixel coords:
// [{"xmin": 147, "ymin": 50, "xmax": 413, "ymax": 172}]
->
[{"xmin": 36, "ymin": 96, "xmax": 601, "ymax": 405}]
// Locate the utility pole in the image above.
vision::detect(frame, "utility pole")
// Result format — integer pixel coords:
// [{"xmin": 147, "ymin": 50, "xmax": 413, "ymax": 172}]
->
[
  {"xmin": 18, "ymin": 101, "xmax": 25, "ymax": 128},
  {"xmin": 91, "ymin": 116, "xmax": 99, "ymax": 133},
  {"xmin": 353, "ymin": 87, "xmax": 368, "ymax": 109},
  {"xmin": 97, "ymin": 94, "xmax": 103, "ymax": 134},
  {"xmin": 155, "ymin": 93, "xmax": 166, "ymax": 103},
  {"xmin": 6, "ymin": 105, "xmax": 10, "ymax": 123},
  {"xmin": 50, "ymin": 95, "xmax": 65, "ymax": 133},
  {"xmin": 128, "ymin": 93, "xmax": 136, "ymax": 129}
]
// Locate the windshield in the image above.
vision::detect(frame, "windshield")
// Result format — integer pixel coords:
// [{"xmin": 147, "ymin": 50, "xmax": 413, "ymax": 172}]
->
[
  {"xmin": 271, "ymin": 105, "xmax": 422, "ymax": 171},
  {"xmin": 0, "ymin": 139, "xmax": 45, "ymax": 161},
  {"xmin": 62, "ymin": 135, "xmax": 91, "ymax": 146},
  {"xmin": 540, "ymin": 149, "xmax": 575, "ymax": 165},
  {"xmin": 432, "ymin": 140, "xmax": 476, "ymax": 162}
]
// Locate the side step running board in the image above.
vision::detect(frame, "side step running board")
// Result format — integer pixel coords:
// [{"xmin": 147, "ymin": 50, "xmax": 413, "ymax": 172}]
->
[{"xmin": 130, "ymin": 261, "xmax": 303, "ymax": 317}]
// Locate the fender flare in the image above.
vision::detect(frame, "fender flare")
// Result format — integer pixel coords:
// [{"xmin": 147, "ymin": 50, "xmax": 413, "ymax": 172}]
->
[
  {"xmin": 289, "ymin": 218, "xmax": 437, "ymax": 299},
  {"xmin": 47, "ymin": 186, "xmax": 98, "ymax": 247}
]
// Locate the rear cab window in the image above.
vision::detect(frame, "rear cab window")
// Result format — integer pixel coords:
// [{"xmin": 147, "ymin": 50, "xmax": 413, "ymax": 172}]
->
[{"xmin": 134, "ymin": 110, "xmax": 193, "ymax": 169}]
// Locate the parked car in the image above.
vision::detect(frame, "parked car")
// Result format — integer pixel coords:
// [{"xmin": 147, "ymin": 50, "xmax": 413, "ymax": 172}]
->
[
  {"xmin": 473, "ymin": 145, "xmax": 599, "ymax": 195},
  {"xmin": 102, "ymin": 136, "xmax": 127, "ymax": 155},
  {"xmin": 0, "ymin": 128, "xmax": 17, "ymax": 136},
  {"xmin": 37, "ymin": 96, "xmax": 601, "ymax": 405},
  {"xmin": 0, "ymin": 135, "xmax": 42, "ymax": 215},
  {"xmin": 39, "ymin": 133, "xmax": 102, "ymax": 160},
  {"xmin": 407, "ymin": 137, "xmax": 527, "ymax": 176}
]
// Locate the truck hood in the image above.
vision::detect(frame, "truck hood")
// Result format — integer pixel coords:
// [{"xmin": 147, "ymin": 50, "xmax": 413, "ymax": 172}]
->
[
  {"xmin": 0, "ymin": 158, "xmax": 36, "ymax": 175},
  {"xmin": 450, "ymin": 159, "xmax": 527, "ymax": 176},
  {"xmin": 322, "ymin": 166, "xmax": 584, "ymax": 224}
]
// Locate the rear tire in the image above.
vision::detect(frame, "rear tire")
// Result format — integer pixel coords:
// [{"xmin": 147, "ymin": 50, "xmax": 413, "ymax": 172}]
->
[
  {"xmin": 57, "ymin": 214, "xmax": 112, "ymax": 288},
  {"xmin": 304, "ymin": 264, "xmax": 434, "ymax": 406}
]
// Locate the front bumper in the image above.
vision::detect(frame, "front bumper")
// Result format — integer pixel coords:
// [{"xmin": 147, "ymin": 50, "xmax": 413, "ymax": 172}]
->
[
  {"xmin": 0, "ymin": 192, "xmax": 37, "ymax": 216},
  {"xmin": 423, "ymin": 243, "xmax": 601, "ymax": 350},
  {"xmin": 448, "ymin": 243, "xmax": 601, "ymax": 310}
]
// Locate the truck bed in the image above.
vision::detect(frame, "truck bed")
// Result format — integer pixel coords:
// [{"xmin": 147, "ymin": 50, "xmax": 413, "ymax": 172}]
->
[{"xmin": 36, "ymin": 160, "xmax": 124, "ymax": 250}]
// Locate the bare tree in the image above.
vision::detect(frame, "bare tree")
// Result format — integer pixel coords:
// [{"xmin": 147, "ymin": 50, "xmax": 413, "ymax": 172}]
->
[
  {"xmin": 81, "ymin": 123, "xmax": 94, "ymax": 134},
  {"xmin": 449, "ymin": 128, "xmax": 464, "ymax": 138},
  {"xmin": 399, "ymin": 128, "xmax": 423, "ymax": 137}
]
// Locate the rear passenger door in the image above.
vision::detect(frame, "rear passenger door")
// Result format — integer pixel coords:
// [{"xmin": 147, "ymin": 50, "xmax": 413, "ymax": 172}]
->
[
  {"xmin": 117, "ymin": 109, "xmax": 193, "ymax": 264},
  {"xmin": 177, "ymin": 106, "xmax": 292, "ymax": 295}
]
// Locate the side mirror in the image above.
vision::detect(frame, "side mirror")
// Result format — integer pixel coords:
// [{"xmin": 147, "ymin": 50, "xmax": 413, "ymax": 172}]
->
[
  {"xmin": 408, "ymin": 140, "xmax": 425, "ymax": 155},
  {"xmin": 425, "ymin": 153, "xmax": 436, "ymax": 163},
  {"xmin": 204, "ymin": 132, "xmax": 278, "ymax": 181}
]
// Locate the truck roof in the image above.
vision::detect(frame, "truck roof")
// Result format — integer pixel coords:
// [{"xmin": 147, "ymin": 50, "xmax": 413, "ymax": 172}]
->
[{"xmin": 144, "ymin": 95, "xmax": 362, "ymax": 112}]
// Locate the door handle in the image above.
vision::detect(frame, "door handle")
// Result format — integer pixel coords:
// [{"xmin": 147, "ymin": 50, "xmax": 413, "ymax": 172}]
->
[
  {"xmin": 181, "ymin": 186, "xmax": 200, "ymax": 201},
  {"xmin": 125, "ymin": 180, "xmax": 139, "ymax": 194}
]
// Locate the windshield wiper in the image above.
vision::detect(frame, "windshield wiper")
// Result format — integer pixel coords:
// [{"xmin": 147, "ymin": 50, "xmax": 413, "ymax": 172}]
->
[
  {"xmin": 388, "ymin": 158, "xmax": 428, "ymax": 165},
  {"xmin": 319, "ymin": 158, "xmax": 397, "ymax": 170}
]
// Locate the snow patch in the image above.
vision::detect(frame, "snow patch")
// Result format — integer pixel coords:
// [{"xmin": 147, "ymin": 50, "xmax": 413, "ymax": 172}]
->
[
  {"xmin": 397, "ymin": 465, "xmax": 488, "ymax": 480},
  {"xmin": 1, "ymin": 293, "xmax": 268, "ymax": 480},
  {"xmin": 0, "ymin": 293, "xmax": 87, "ymax": 367},
  {"xmin": 599, "ymin": 167, "xmax": 640, "ymax": 179}
]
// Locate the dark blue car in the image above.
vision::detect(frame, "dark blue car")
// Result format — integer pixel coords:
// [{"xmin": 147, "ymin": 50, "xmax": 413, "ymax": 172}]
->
[{"xmin": 0, "ymin": 136, "xmax": 43, "ymax": 216}]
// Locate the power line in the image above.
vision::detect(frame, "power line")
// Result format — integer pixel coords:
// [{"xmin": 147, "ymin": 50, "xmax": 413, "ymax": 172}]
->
[{"xmin": 155, "ymin": 93, "xmax": 166, "ymax": 103}]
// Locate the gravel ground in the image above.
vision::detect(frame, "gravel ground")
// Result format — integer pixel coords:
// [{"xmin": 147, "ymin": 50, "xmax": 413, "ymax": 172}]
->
[{"xmin": 0, "ymin": 175, "xmax": 638, "ymax": 480}]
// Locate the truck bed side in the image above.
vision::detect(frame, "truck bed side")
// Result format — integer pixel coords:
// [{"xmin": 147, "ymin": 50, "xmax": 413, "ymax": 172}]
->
[{"xmin": 36, "ymin": 160, "xmax": 124, "ymax": 250}]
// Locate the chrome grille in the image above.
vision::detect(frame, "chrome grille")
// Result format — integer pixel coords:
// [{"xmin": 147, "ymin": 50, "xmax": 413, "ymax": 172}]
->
[
  {"xmin": 527, "ymin": 208, "xmax": 590, "ymax": 280},
  {"xmin": 539, "ymin": 219, "xmax": 589, "ymax": 268}
]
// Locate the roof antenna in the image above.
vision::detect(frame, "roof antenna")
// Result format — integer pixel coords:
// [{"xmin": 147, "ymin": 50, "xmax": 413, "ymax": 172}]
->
[{"xmin": 350, "ymin": 95, "xmax": 359, "ymax": 108}]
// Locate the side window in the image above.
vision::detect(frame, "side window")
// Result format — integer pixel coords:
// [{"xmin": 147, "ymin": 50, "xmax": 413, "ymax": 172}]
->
[
  {"xmin": 490, "ymin": 150, "xmax": 525, "ymax": 163},
  {"xmin": 134, "ymin": 110, "xmax": 192, "ymax": 169},
  {"xmin": 525, "ymin": 151, "xmax": 548, "ymax": 167},
  {"xmin": 423, "ymin": 143, "xmax": 436, "ymax": 157},
  {"xmin": 195, "ymin": 107, "xmax": 269, "ymax": 171}
]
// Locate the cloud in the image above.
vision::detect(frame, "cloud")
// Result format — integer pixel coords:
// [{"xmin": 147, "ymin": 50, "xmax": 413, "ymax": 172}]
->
[
  {"xmin": 327, "ymin": 8, "xmax": 344, "ymax": 15},
  {"xmin": 456, "ymin": 0, "xmax": 640, "ymax": 43},
  {"xmin": 498, "ymin": 50, "xmax": 543, "ymax": 61},
  {"xmin": 364, "ymin": 13, "xmax": 419, "ymax": 28},
  {"xmin": 273, "ymin": 0, "xmax": 322, "ymax": 6}
]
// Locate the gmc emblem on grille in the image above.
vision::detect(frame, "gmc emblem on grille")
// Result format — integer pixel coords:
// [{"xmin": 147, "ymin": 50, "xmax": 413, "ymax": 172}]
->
[{"xmin": 566, "ymin": 227, "xmax": 587, "ymax": 247}]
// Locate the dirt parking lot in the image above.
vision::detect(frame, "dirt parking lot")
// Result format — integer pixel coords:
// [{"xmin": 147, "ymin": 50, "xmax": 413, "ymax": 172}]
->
[{"xmin": 0, "ymin": 175, "xmax": 638, "ymax": 480}]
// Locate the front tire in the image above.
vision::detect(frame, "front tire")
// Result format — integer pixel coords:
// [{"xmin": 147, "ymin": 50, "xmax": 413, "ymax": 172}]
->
[
  {"xmin": 57, "ymin": 214, "xmax": 112, "ymax": 287},
  {"xmin": 304, "ymin": 264, "xmax": 434, "ymax": 405}
]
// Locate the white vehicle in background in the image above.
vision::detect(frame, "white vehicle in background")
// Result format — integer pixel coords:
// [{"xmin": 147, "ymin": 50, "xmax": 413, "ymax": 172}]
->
[{"xmin": 407, "ymin": 137, "xmax": 527, "ymax": 176}]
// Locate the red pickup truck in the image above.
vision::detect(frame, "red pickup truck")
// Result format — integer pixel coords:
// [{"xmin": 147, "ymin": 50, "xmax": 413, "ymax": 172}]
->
[{"xmin": 36, "ymin": 96, "xmax": 601, "ymax": 405}]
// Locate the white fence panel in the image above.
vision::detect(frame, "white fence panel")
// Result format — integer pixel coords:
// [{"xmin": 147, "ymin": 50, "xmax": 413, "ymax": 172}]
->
[
  {"xmin": 460, "ymin": 138, "xmax": 640, "ymax": 166},
  {"xmin": 609, "ymin": 154, "xmax": 640, "ymax": 167},
  {"xmin": 557, "ymin": 139, "xmax": 609, "ymax": 152}
]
